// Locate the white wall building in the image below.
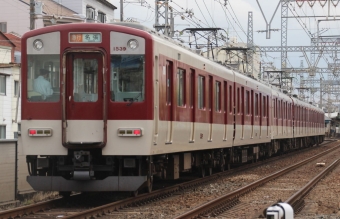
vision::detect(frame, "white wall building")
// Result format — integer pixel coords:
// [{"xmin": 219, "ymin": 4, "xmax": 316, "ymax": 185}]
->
[
  {"xmin": 0, "ymin": 31, "xmax": 21, "ymax": 139},
  {"xmin": 53, "ymin": 0, "xmax": 117, "ymax": 23},
  {"xmin": 0, "ymin": 0, "xmax": 117, "ymax": 37},
  {"xmin": 0, "ymin": 66, "xmax": 21, "ymax": 139}
]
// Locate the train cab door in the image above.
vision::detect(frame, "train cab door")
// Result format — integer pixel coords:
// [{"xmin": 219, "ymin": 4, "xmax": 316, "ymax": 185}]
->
[{"xmin": 62, "ymin": 52, "xmax": 106, "ymax": 147}]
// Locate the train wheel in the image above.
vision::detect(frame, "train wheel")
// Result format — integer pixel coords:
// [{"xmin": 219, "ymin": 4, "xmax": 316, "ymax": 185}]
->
[
  {"xmin": 208, "ymin": 167, "xmax": 213, "ymax": 176},
  {"xmin": 132, "ymin": 190, "xmax": 139, "ymax": 197},
  {"xmin": 220, "ymin": 154, "xmax": 225, "ymax": 172},
  {"xmin": 201, "ymin": 167, "xmax": 206, "ymax": 178},
  {"xmin": 147, "ymin": 176, "xmax": 153, "ymax": 193},
  {"xmin": 220, "ymin": 163, "xmax": 225, "ymax": 172},
  {"xmin": 59, "ymin": 191, "xmax": 71, "ymax": 198},
  {"xmin": 161, "ymin": 168, "xmax": 167, "ymax": 179}
]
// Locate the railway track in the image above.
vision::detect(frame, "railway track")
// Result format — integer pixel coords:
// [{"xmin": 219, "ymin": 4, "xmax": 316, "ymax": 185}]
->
[
  {"xmin": 175, "ymin": 140, "xmax": 340, "ymax": 219},
  {"xmin": 0, "ymin": 140, "xmax": 337, "ymax": 219}
]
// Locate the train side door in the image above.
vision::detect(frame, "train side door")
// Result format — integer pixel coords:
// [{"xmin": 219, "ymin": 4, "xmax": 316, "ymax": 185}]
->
[{"xmin": 63, "ymin": 53, "xmax": 105, "ymax": 146}]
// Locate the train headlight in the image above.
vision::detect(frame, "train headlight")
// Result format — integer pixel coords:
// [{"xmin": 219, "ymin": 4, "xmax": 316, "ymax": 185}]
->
[
  {"xmin": 33, "ymin": 39, "xmax": 44, "ymax": 51},
  {"xmin": 127, "ymin": 39, "xmax": 139, "ymax": 50},
  {"xmin": 28, "ymin": 128, "xmax": 52, "ymax": 137},
  {"xmin": 118, "ymin": 128, "xmax": 143, "ymax": 137}
]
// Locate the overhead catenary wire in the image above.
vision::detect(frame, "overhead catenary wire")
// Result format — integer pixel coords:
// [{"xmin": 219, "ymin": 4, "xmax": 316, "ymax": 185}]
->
[{"xmin": 202, "ymin": 0, "xmax": 217, "ymax": 27}]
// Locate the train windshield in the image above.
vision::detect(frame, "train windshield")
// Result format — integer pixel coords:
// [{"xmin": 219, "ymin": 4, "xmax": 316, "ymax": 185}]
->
[
  {"xmin": 27, "ymin": 54, "xmax": 60, "ymax": 102},
  {"xmin": 72, "ymin": 58, "xmax": 98, "ymax": 102},
  {"xmin": 110, "ymin": 55, "xmax": 145, "ymax": 102}
]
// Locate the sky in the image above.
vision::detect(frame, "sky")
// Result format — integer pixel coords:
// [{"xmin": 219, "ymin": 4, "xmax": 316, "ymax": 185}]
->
[{"xmin": 108, "ymin": 0, "xmax": 340, "ymax": 103}]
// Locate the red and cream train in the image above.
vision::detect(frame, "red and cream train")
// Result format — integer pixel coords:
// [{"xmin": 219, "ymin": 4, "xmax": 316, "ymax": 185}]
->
[{"xmin": 20, "ymin": 22, "xmax": 325, "ymax": 194}]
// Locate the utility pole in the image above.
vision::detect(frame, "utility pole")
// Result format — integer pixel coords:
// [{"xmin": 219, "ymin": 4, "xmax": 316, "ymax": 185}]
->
[
  {"xmin": 155, "ymin": 0, "xmax": 171, "ymax": 36},
  {"xmin": 120, "ymin": 0, "xmax": 123, "ymax": 21},
  {"xmin": 320, "ymin": 78, "xmax": 323, "ymax": 108},
  {"xmin": 247, "ymin": 11, "xmax": 254, "ymax": 77},
  {"xmin": 30, "ymin": 0, "xmax": 35, "ymax": 30}
]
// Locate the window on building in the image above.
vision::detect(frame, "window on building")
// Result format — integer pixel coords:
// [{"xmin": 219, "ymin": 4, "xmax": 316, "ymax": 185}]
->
[
  {"xmin": 0, "ymin": 125, "xmax": 5, "ymax": 139},
  {"xmin": 0, "ymin": 75, "xmax": 6, "ymax": 95},
  {"xmin": 177, "ymin": 68, "xmax": 185, "ymax": 106},
  {"xmin": 198, "ymin": 75, "xmax": 205, "ymax": 109},
  {"xmin": 98, "ymin": 12, "xmax": 106, "ymax": 23},
  {"xmin": 0, "ymin": 22, "xmax": 6, "ymax": 33},
  {"xmin": 14, "ymin": 81, "xmax": 19, "ymax": 96}
]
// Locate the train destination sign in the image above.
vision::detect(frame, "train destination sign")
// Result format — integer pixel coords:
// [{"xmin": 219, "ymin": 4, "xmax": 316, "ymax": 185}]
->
[{"xmin": 69, "ymin": 33, "xmax": 102, "ymax": 43}]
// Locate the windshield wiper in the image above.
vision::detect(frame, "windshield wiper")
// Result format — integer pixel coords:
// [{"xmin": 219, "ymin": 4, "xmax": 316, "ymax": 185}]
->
[{"xmin": 126, "ymin": 93, "xmax": 141, "ymax": 106}]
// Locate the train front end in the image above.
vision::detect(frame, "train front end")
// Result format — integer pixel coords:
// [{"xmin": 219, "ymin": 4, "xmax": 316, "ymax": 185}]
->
[{"xmin": 21, "ymin": 23, "xmax": 154, "ymax": 193}]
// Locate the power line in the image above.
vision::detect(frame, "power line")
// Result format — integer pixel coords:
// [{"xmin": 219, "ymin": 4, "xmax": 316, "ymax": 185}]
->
[
  {"xmin": 194, "ymin": 0, "xmax": 210, "ymax": 27},
  {"xmin": 202, "ymin": 0, "xmax": 217, "ymax": 27}
]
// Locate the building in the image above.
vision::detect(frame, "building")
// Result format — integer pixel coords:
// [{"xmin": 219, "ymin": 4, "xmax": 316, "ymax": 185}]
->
[
  {"xmin": 0, "ymin": 0, "xmax": 117, "ymax": 36},
  {"xmin": 0, "ymin": 32, "xmax": 21, "ymax": 139},
  {"xmin": 52, "ymin": 0, "xmax": 117, "ymax": 23}
]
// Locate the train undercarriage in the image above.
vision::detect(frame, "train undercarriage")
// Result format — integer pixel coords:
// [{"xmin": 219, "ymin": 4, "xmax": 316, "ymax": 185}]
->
[{"xmin": 26, "ymin": 135, "xmax": 324, "ymax": 195}]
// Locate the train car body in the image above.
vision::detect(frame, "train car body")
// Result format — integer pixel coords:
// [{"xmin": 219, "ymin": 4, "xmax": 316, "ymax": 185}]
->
[{"xmin": 20, "ymin": 23, "xmax": 325, "ymax": 194}]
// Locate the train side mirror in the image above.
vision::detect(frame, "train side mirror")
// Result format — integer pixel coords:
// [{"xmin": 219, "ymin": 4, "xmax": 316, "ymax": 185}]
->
[{"xmin": 266, "ymin": 202, "xmax": 294, "ymax": 219}]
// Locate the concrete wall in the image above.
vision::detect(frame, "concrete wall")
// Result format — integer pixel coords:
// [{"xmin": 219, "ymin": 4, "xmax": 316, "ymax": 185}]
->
[{"xmin": 0, "ymin": 140, "xmax": 17, "ymax": 204}]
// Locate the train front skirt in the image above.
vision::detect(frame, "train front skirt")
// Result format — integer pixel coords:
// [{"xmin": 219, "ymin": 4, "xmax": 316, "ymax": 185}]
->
[{"xmin": 27, "ymin": 175, "xmax": 147, "ymax": 191}]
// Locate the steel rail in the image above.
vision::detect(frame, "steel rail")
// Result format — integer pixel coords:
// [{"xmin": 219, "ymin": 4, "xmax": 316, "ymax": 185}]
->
[
  {"xmin": 285, "ymin": 158, "xmax": 340, "ymax": 213},
  {"xmin": 173, "ymin": 142, "xmax": 340, "ymax": 219},
  {"xmin": 0, "ymin": 198, "xmax": 62, "ymax": 219}
]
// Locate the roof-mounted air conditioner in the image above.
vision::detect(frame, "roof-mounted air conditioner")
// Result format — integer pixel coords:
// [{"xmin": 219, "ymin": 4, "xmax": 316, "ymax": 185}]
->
[{"xmin": 86, "ymin": 7, "xmax": 95, "ymax": 19}]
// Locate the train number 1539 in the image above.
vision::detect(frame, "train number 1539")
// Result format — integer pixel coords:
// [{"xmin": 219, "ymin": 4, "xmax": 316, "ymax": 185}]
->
[{"xmin": 113, "ymin": 47, "xmax": 126, "ymax": 51}]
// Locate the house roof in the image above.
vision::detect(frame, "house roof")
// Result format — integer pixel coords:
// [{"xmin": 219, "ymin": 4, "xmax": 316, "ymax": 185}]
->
[
  {"xmin": 97, "ymin": 0, "xmax": 117, "ymax": 10},
  {"xmin": 0, "ymin": 63, "xmax": 21, "ymax": 68},
  {"xmin": 0, "ymin": 32, "xmax": 16, "ymax": 48},
  {"xmin": 4, "ymin": 33, "xmax": 21, "ymax": 52}
]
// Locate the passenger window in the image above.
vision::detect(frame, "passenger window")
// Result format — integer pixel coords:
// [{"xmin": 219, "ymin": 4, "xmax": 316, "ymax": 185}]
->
[
  {"xmin": 198, "ymin": 75, "xmax": 205, "ymax": 109},
  {"xmin": 245, "ymin": 91, "xmax": 249, "ymax": 115},
  {"xmin": 177, "ymin": 68, "xmax": 185, "ymax": 107},
  {"xmin": 215, "ymin": 81, "xmax": 221, "ymax": 112}
]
